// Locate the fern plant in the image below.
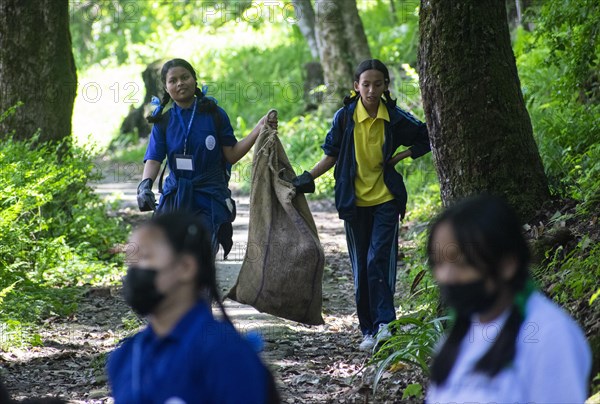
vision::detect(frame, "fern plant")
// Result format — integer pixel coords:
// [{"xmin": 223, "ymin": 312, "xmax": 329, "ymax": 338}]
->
[{"xmin": 370, "ymin": 314, "xmax": 449, "ymax": 393}]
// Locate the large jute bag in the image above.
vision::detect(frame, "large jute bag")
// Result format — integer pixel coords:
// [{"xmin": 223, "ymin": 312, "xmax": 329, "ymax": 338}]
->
[{"xmin": 227, "ymin": 110, "xmax": 324, "ymax": 325}]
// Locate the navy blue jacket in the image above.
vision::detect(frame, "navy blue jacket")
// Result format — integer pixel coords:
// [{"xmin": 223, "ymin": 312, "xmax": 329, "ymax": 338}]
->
[{"xmin": 321, "ymin": 100, "xmax": 431, "ymax": 221}]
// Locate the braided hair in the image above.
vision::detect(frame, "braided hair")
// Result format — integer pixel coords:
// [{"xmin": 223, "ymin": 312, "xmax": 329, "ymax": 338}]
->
[
  {"xmin": 343, "ymin": 59, "xmax": 397, "ymax": 107},
  {"xmin": 147, "ymin": 58, "xmax": 218, "ymax": 124},
  {"xmin": 427, "ymin": 195, "xmax": 535, "ymax": 385}
]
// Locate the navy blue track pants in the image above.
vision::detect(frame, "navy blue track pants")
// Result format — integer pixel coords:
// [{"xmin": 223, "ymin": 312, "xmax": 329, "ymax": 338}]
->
[{"xmin": 344, "ymin": 200, "xmax": 400, "ymax": 336}]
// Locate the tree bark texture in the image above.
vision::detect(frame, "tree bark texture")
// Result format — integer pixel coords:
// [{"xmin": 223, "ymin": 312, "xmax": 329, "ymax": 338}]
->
[
  {"xmin": 292, "ymin": 0, "xmax": 320, "ymax": 59},
  {"xmin": 0, "ymin": 0, "xmax": 77, "ymax": 143},
  {"xmin": 418, "ymin": 0, "xmax": 549, "ymax": 220},
  {"xmin": 314, "ymin": 0, "xmax": 371, "ymax": 104},
  {"xmin": 120, "ymin": 60, "xmax": 165, "ymax": 138}
]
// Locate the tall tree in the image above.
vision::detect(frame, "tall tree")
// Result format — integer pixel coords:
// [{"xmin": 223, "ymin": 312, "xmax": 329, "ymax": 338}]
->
[
  {"xmin": 292, "ymin": 0, "xmax": 319, "ymax": 59},
  {"xmin": 0, "ymin": 0, "xmax": 77, "ymax": 143},
  {"xmin": 314, "ymin": 0, "xmax": 371, "ymax": 104},
  {"xmin": 418, "ymin": 0, "xmax": 549, "ymax": 220}
]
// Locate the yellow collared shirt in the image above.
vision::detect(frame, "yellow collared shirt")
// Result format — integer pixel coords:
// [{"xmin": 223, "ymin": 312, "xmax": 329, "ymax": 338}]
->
[{"xmin": 353, "ymin": 99, "xmax": 395, "ymax": 207}]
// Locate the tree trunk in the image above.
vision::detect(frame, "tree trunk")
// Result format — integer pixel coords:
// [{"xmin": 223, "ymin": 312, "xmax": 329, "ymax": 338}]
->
[
  {"xmin": 292, "ymin": 0, "xmax": 320, "ymax": 59},
  {"xmin": 515, "ymin": 0, "xmax": 523, "ymax": 26},
  {"xmin": 389, "ymin": 0, "xmax": 398, "ymax": 24},
  {"xmin": 418, "ymin": 0, "xmax": 549, "ymax": 220},
  {"xmin": 303, "ymin": 61, "xmax": 325, "ymax": 111},
  {"xmin": 341, "ymin": 1, "xmax": 371, "ymax": 66},
  {"xmin": 314, "ymin": 0, "xmax": 371, "ymax": 105},
  {"xmin": 0, "ymin": 0, "xmax": 77, "ymax": 144},
  {"xmin": 120, "ymin": 60, "xmax": 164, "ymax": 138}
]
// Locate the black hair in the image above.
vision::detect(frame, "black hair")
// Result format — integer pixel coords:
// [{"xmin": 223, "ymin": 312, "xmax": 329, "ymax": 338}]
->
[
  {"xmin": 140, "ymin": 213, "xmax": 281, "ymax": 403},
  {"xmin": 146, "ymin": 58, "xmax": 218, "ymax": 124},
  {"xmin": 427, "ymin": 194, "xmax": 534, "ymax": 385},
  {"xmin": 343, "ymin": 59, "xmax": 397, "ymax": 107},
  {"xmin": 143, "ymin": 213, "xmax": 231, "ymax": 324}
]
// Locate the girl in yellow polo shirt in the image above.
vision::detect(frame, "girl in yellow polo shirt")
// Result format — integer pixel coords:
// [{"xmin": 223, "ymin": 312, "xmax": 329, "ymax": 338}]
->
[{"xmin": 293, "ymin": 59, "xmax": 431, "ymax": 351}]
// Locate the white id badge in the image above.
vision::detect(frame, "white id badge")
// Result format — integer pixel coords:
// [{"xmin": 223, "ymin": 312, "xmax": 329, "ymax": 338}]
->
[{"xmin": 174, "ymin": 154, "xmax": 194, "ymax": 171}]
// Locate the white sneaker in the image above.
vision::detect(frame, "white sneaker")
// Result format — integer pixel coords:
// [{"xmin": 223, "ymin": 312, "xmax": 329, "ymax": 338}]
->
[
  {"xmin": 358, "ymin": 335, "xmax": 375, "ymax": 351},
  {"xmin": 376, "ymin": 323, "xmax": 392, "ymax": 342}
]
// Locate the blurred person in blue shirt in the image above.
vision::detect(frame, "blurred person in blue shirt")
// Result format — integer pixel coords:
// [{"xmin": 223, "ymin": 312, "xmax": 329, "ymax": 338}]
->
[{"xmin": 108, "ymin": 213, "xmax": 279, "ymax": 403}]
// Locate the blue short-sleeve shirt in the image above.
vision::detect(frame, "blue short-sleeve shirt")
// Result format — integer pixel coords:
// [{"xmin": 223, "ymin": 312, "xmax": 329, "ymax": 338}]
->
[
  {"xmin": 144, "ymin": 104, "xmax": 237, "ymax": 180},
  {"xmin": 107, "ymin": 301, "xmax": 269, "ymax": 404}
]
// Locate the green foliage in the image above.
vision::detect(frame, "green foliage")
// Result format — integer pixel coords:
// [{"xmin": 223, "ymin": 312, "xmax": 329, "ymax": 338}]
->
[
  {"xmin": 0, "ymin": 133, "xmax": 128, "ymax": 339},
  {"xmin": 90, "ymin": 352, "xmax": 109, "ymax": 373},
  {"xmin": 402, "ymin": 383, "xmax": 423, "ymax": 399},
  {"xmin": 74, "ymin": 16, "xmax": 312, "ymax": 156},
  {"xmin": 193, "ymin": 38, "xmax": 311, "ymax": 130},
  {"xmin": 514, "ymin": 13, "xmax": 599, "ymax": 385},
  {"xmin": 71, "ymin": 1, "xmax": 234, "ymax": 67},
  {"xmin": 277, "ymin": 110, "xmax": 334, "ymax": 198},
  {"xmin": 70, "ymin": 1, "xmax": 154, "ymax": 67},
  {"xmin": 396, "ymin": 153, "xmax": 441, "ymax": 219},
  {"xmin": 0, "ymin": 101, "xmax": 23, "ymax": 126},
  {"xmin": 591, "ymin": 288, "xmax": 600, "ymax": 306},
  {"xmin": 362, "ymin": 0, "xmax": 420, "ymax": 67},
  {"xmin": 112, "ymin": 143, "xmax": 148, "ymax": 166},
  {"xmin": 397, "ymin": 224, "xmax": 440, "ymax": 312},
  {"xmin": 535, "ymin": 238, "xmax": 600, "ymax": 306},
  {"xmin": 0, "ymin": 282, "xmax": 17, "ymax": 306},
  {"xmin": 370, "ymin": 314, "xmax": 448, "ymax": 392},
  {"xmin": 515, "ymin": 22, "xmax": 600, "ymax": 205},
  {"xmin": 563, "ymin": 142, "xmax": 600, "ymax": 208},
  {"xmin": 227, "ymin": 109, "xmax": 334, "ymax": 197},
  {"xmin": 535, "ymin": 0, "xmax": 600, "ymax": 104}
]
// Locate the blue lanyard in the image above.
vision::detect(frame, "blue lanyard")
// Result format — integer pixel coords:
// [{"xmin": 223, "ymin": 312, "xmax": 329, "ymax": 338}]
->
[{"xmin": 173, "ymin": 97, "xmax": 197, "ymax": 155}]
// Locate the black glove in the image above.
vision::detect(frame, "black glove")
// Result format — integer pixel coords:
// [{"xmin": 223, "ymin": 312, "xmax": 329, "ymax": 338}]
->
[
  {"xmin": 137, "ymin": 178, "xmax": 156, "ymax": 212},
  {"xmin": 292, "ymin": 171, "xmax": 315, "ymax": 193}
]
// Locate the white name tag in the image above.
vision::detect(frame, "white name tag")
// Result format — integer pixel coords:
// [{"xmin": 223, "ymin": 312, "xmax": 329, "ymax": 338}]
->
[{"xmin": 174, "ymin": 154, "xmax": 194, "ymax": 171}]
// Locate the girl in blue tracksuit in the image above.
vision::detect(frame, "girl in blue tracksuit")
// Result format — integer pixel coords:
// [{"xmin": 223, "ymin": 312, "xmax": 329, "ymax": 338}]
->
[
  {"xmin": 136, "ymin": 58, "xmax": 276, "ymax": 255},
  {"xmin": 293, "ymin": 59, "xmax": 431, "ymax": 351},
  {"xmin": 108, "ymin": 213, "xmax": 279, "ymax": 403}
]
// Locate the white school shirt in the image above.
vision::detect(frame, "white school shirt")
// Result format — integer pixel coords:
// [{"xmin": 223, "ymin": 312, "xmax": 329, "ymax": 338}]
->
[{"xmin": 427, "ymin": 291, "xmax": 591, "ymax": 404}]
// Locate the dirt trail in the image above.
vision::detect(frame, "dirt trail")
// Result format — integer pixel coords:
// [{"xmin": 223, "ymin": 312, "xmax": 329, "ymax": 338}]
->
[{"xmin": 0, "ymin": 182, "xmax": 420, "ymax": 403}]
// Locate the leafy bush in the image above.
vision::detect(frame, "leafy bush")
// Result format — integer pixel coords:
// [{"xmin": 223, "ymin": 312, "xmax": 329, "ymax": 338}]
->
[
  {"xmin": 277, "ymin": 110, "xmax": 334, "ymax": 197},
  {"xmin": 362, "ymin": 0, "xmax": 420, "ymax": 68},
  {"xmin": 536, "ymin": 237, "xmax": 600, "ymax": 307},
  {"xmin": 534, "ymin": 0, "xmax": 600, "ymax": 104},
  {"xmin": 370, "ymin": 314, "xmax": 448, "ymax": 392},
  {"xmin": 515, "ymin": 13, "xmax": 600, "ymax": 205},
  {"xmin": 0, "ymin": 131, "xmax": 128, "ymax": 331}
]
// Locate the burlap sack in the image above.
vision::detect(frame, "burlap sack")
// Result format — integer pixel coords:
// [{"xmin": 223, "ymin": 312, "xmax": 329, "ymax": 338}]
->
[{"xmin": 228, "ymin": 110, "xmax": 324, "ymax": 325}]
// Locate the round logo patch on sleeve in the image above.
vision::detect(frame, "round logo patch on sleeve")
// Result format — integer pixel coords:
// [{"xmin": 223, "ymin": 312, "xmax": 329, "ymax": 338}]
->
[{"xmin": 205, "ymin": 135, "xmax": 216, "ymax": 151}]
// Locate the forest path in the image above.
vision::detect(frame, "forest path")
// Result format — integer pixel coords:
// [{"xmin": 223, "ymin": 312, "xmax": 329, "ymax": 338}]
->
[{"xmin": 1, "ymin": 179, "xmax": 420, "ymax": 403}]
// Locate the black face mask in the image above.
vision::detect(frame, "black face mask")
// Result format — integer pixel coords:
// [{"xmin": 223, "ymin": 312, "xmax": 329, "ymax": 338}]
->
[
  {"xmin": 439, "ymin": 279, "xmax": 499, "ymax": 317},
  {"xmin": 122, "ymin": 266, "xmax": 165, "ymax": 316}
]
